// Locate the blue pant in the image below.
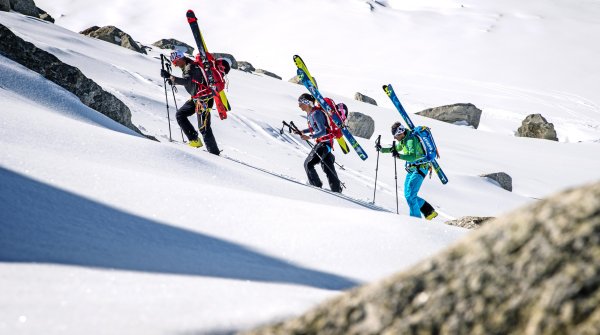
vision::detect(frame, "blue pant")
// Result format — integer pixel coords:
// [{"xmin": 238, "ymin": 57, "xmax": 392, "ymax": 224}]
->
[{"xmin": 404, "ymin": 167, "xmax": 428, "ymax": 218}]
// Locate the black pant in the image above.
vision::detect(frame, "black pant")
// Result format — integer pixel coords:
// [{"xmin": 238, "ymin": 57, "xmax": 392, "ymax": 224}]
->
[
  {"xmin": 176, "ymin": 99, "xmax": 220, "ymax": 155},
  {"xmin": 304, "ymin": 142, "xmax": 341, "ymax": 193}
]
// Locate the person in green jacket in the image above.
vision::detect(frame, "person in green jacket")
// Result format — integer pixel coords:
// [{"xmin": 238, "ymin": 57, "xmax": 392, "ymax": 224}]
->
[{"xmin": 376, "ymin": 122, "xmax": 438, "ymax": 220}]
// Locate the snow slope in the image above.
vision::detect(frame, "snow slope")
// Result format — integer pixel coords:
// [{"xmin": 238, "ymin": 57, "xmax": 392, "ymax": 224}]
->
[{"xmin": 1, "ymin": 0, "xmax": 600, "ymax": 333}]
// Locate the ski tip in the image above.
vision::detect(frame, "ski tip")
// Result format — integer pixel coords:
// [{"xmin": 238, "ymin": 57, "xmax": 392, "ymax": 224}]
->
[{"xmin": 186, "ymin": 10, "xmax": 196, "ymax": 20}]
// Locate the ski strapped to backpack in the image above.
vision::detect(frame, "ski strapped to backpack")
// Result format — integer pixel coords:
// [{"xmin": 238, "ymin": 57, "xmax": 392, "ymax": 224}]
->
[
  {"xmin": 186, "ymin": 9, "xmax": 231, "ymax": 120},
  {"xmin": 382, "ymin": 84, "xmax": 448, "ymax": 184},
  {"xmin": 294, "ymin": 55, "xmax": 350, "ymax": 155},
  {"xmin": 294, "ymin": 57, "xmax": 367, "ymax": 160}
]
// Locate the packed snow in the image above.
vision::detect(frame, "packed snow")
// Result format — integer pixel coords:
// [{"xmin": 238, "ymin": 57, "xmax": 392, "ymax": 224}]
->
[{"xmin": 1, "ymin": 0, "xmax": 600, "ymax": 333}]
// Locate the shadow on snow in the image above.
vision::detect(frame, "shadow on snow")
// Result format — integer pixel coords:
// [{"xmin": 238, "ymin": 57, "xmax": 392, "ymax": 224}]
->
[{"xmin": 0, "ymin": 167, "xmax": 358, "ymax": 290}]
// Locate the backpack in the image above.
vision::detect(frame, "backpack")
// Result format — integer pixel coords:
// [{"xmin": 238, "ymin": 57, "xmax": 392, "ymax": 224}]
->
[
  {"xmin": 336, "ymin": 103, "xmax": 348, "ymax": 122},
  {"xmin": 412, "ymin": 126, "xmax": 440, "ymax": 162},
  {"xmin": 191, "ymin": 53, "xmax": 229, "ymax": 100},
  {"xmin": 321, "ymin": 98, "xmax": 345, "ymax": 139}
]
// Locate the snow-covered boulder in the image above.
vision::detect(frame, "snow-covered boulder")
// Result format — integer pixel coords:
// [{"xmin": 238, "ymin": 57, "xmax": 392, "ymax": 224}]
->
[
  {"xmin": 238, "ymin": 61, "xmax": 255, "ymax": 73},
  {"xmin": 255, "ymin": 69, "xmax": 281, "ymax": 80},
  {"xmin": 35, "ymin": 6, "xmax": 53, "ymax": 23},
  {"xmin": 481, "ymin": 172, "xmax": 512, "ymax": 192},
  {"xmin": 0, "ymin": 23, "xmax": 141, "ymax": 135},
  {"xmin": 289, "ymin": 74, "xmax": 319, "ymax": 87},
  {"xmin": 212, "ymin": 52, "xmax": 238, "ymax": 69},
  {"xmin": 354, "ymin": 92, "xmax": 377, "ymax": 106},
  {"xmin": 346, "ymin": 112, "xmax": 374, "ymax": 139},
  {"xmin": 445, "ymin": 216, "xmax": 494, "ymax": 229},
  {"xmin": 517, "ymin": 114, "xmax": 558, "ymax": 141},
  {"xmin": 80, "ymin": 25, "xmax": 146, "ymax": 55},
  {"xmin": 152, "ymin": 38, "xmax": 194, "ymax": 55},
  {"xmin": 417, "ymin": 103, "xmax": 482, "ymax": 129}
]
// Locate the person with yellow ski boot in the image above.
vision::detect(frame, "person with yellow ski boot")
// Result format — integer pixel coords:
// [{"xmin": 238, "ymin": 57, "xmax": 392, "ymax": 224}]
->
[
  {"xmin": 161, "ymin": 50, "xmax": 222, "ymax": 154},
  {"xmin": 376, "ymin": 122, "xmax": 438, "ymax": 220}
]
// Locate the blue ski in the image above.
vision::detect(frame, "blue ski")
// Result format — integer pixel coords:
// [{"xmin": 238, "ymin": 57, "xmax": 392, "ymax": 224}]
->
[
  {"xmin": 383, "ymin": 84, "xmax": 448, "ymax": 184},
  {"xmin": 297, "ymin": 68, "xmax": 368, "ymax": 160}
]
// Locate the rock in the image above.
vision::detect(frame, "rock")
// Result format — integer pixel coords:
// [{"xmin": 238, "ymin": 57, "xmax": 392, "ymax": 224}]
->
[
  {"xmin": 445, "ymin": 216, "xmax": 495, "ymax": 229},
  {"xmin": 0, "ymin": 0, "xmax": 11, "ymax": 12},
  {"xmin": 288, "ymin": 75, "xmax": 301, "ymax": 84},
  {"xmin": 80, "ymin": 25, "xmax": 147, "ymax": 55},
  {"xmin": 354, "ymin": 92, "xmax": 377, "ymax": 106},
  {"xmin": 9, "ymin": 0, "xmax": 38, "ymax": 16},
  {"xmin": 417, "ymin": 103, "xmax": 482, "ymax": 129},
  {"xmin": 35, "ymin": 6, "xmax": 54, "ymax": 23},
  {"xmin": 238, "ymin": 61, "xmax": 255, "ymax": 73},
  {"xmin": 289, "ymin": 75, "xmax": 318, "ymax": 87},
  {"xmin": 255, "ymin": 69, "xmax": 282, "ymax": 80},
  {"xmin": 152, "ymin": 38, "xmax": 194, "ymax": 55},
  {"xmin": 0, "ymin": 23, "xmax": 141, "ymax": 135},
  {"xmin": 212, "ymin": 53, "xmax": 238, "ymax": 69},
  {"xmin": 242, "ymin": 180, "xmax": 600, "ymax": 335},
  {"xmin": 517, "ymin": 114, "xmax": 558, "ymax": 141},
  {"xmin": 480, "ymin": 172, "xmax": 512, "ymax": 191},
  {"xmin": 79, "ymin": 26, "xmax": 100, "ymax": 35},
  {"xmin": 346, "ymin": 112, "xmax": 374, "ymax": 139}
]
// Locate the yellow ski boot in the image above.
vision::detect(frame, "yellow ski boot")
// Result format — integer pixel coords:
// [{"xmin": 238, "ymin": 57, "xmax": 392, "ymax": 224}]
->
[{"xmin": 188, "ymin": 137, "xmax": 203, "ymax": 148}]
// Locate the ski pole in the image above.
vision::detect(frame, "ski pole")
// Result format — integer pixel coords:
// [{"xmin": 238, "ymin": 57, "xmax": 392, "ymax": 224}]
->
[
  {"xmin": 164, "ymin": 57, "xmax": 186, "ymax": 143},
  {"xmin": 289, "ymin": 121, "xmax": 346, "ymax": 189},
  {"xmin": 289, "ymin": 121, "xmax": 345, "ymax": 171},
  {"xmin": 160, "ymin": 54, "xmax": 173, "ymax": 142},
  {"xmin": 392, "ymin": 140, "xmax": 399, "ymax": 214},
  {"xmin": 372, "ymin": 134, "xmax": 381, "ymax": 204}
]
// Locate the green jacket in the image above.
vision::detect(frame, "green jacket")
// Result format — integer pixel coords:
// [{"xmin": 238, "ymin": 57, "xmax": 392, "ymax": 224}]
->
[{"xmin": 381, "ymin": 131, "xmax": 426, "ymax": 163}]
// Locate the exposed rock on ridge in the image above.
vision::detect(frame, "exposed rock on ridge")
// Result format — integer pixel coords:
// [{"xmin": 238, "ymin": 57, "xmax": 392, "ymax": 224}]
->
[
  {"xmin": 0, "ymin": 23, "xmax": 142, "ymax": 135},
  {"xmin": 243, "ymin": 180, "xmax": 600, "ymax": 334}
]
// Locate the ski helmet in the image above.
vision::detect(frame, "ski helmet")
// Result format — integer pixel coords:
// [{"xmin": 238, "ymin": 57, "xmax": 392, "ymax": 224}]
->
[
  {"xmin": 391, "ymin": 122, "xmax": 406, "ymax": 136},
  {"xmin": 170, "ymin": 50, "xmax": 185, "ymax": 63}
]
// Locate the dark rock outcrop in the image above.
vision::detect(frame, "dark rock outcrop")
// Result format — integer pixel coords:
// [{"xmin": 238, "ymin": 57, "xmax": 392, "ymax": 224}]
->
[
  {"xmin": 517, "ymin": 114, "xmax": 558, "ymax": 141},
  {"xmin": 481, "ymin": 172, "xmax": 512, "ymax": 192},
  {"xmin": 255, "ymin": 69, "xmax": 282, "ymax": 80},
  {"xmin": 417, "ymin": 103, "xmax": 482, "ymax": 129},
  {"xmin": 445, "ymin": 216, "xmax": 495, "ymax": 229},
  {"xmin": 0, "ymin": 0, "xmax": 11, "ymax": 12},
  {"xmin": 80, "ymin": 25, "xmax": 146, "ymax": 55},
  {"xmin": 0, "ymin": 23, "xmax": 141, "ymax": 135},
  {"xmin": 354, "ymin": 92, "xmax": 377, "ymax": 106},
  {"xmin": 212, "ymin": 52, "xmax": 238, "ymax": 70},
  {"xmin": 346, "ymin": 112, "xmax": 374, "ymax": 139},
  {"xmin": 289, "ymin": 75, "xmax": 318, "ymax": 87},
  {"xmin": 152, "ymin": 38, "xmax": 194, "ymax": 55},
  {"xmin": 238, "ymin": 61, "xmax": 255, "ymax": 73},
  {"xmin": 9, "ymin": 0, "xmax": 37, "ymax": 17},
  {"xmin": 243, "ymin": 180, "xmax": 600, "ymax": 334},
  {"xmin": 35, "ymin": 6, "xmax": 53, "ymax": 23}
]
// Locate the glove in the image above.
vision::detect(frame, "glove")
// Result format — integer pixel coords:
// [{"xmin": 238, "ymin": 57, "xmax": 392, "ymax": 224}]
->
[
  {"xmin": 160, "ymin": 69, "xmax": 170, "ymax": 79},
  {"xmin": 392, "ymin": 149, "xmax": 400, "ymax": 158},
  {"xmin": 375, "ymin": 143, "xmax": 382, "ymax": 152}
]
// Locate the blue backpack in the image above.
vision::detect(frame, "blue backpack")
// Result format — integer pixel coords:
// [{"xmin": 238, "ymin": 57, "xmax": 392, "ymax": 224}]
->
[{"xmin": 412, "ymin": 126, "xmax": 440, "ymax": 162}]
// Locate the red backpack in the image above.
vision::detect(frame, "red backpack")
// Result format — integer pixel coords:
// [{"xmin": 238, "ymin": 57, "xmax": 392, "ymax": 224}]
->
[
  {"xmin": 191, "ymin": 53, "xmax": 229, "ymax": 100},
  {"xmin": 322, "ymin": 98, "xmax": 345, "ymax": 140}
]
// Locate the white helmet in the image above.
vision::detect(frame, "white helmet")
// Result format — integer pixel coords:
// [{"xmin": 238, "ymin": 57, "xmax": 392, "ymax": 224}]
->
[{"xmin": 170, "ymin": 50, "xmax": 185, "ymax": 62}]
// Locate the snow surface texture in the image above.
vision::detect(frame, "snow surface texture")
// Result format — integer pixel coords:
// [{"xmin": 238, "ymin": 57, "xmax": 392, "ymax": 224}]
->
[{"xmin": 1, "ymin": 0, "xmax": 600, "ymax": 334}]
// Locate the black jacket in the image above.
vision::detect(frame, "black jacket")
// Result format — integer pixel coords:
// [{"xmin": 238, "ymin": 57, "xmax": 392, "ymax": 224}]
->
[{"xmin": 172, "ymin": 58, "xmax": 206, "ymax": 96}]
